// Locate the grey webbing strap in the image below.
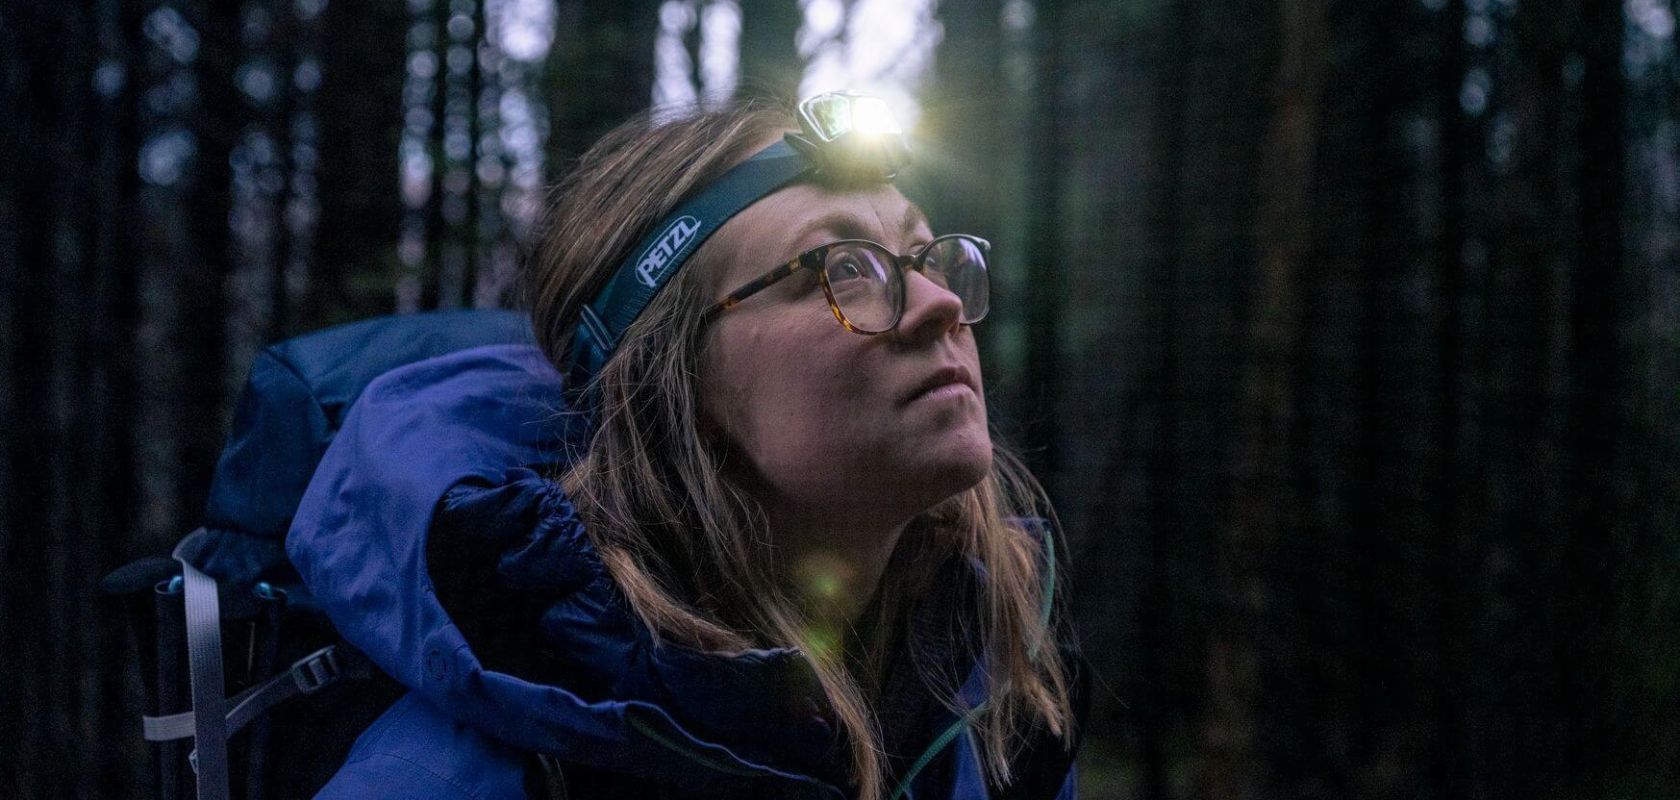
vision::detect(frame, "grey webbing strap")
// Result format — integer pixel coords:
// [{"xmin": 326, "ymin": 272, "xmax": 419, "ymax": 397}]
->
[
  {"xmin": 172, "ymin": 539, "xmax": 229, "ymax": 800},
  {"xmin": 143, "ymin": 644, "xmax": 370, "ymax": 743}
]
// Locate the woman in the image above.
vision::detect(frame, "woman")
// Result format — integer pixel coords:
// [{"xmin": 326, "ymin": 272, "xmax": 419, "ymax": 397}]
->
[{"xmin": 292, "ymin": 94, "xmax": 1085, "ymax": 799}]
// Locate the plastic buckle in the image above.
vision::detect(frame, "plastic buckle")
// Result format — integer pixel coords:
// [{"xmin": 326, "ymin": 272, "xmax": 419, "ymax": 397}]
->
[{"xmin": 290, "ymin": 646, "xmax": 341, "ymax": 694}]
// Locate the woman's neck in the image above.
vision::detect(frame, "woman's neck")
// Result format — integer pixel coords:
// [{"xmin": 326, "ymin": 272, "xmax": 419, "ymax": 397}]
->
[{"xmin": 771, "ymin": 511, "xmax": 909, "ymax": 642}]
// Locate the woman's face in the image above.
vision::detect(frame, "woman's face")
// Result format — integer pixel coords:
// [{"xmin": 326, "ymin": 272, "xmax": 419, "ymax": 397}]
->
[{"xmin": 698, "ymin": 181, "xmax": 992, "ymax": 531}]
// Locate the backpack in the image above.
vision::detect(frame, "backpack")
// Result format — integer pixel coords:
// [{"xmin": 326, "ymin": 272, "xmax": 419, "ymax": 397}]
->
[{"xmin": 102, "ymin": 309, "xmax": 538, "ymax": 800}]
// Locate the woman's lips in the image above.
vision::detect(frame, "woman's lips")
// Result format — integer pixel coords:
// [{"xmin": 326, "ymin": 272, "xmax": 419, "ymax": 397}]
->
[
  {"xmin": 904, "ymin": 364, "xmax": 977, "ymax": 405},
  {"xmin": 911, "ymin": 382, "xmax": 975, "ymax": 404}
]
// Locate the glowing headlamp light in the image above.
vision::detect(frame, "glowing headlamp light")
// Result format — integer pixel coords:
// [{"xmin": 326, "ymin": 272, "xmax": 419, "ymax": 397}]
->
[
  {"xmin": 801, "ymin": 93, "xmax": 902, "ymax": 139},
  {"xmin": 566, "ymin": 91, "xmax": 912, "ymax": 416},
  {"xmin": 786, "ymin": 91, "xmax": 911, "ymax": 181}
]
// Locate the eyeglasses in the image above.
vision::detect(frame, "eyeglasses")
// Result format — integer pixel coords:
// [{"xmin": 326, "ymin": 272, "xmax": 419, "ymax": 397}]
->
[{"xmin": 703, "ymin": 234, "xmax": 991, "ymax": 334}]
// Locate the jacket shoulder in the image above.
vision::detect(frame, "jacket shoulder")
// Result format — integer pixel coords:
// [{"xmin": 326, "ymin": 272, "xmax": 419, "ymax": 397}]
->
[{"xmin": 316, "ymin": 693, "xmax": 529, "ymax": 800}]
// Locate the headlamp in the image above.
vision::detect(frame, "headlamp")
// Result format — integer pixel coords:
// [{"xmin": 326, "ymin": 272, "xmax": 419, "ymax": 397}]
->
[
  {"xmin": 785, "ymin": 90, "xmax": 911, "ymax": 182},
  {"xmin": 566, "ymin": 91, "xmax": 911, "ymax": 415}
]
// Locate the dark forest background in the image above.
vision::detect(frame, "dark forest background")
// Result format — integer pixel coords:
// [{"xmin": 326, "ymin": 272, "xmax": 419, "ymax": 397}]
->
[{"xmin": 6, "ymin": 0, "xmax": 1680, "ymax": 797}]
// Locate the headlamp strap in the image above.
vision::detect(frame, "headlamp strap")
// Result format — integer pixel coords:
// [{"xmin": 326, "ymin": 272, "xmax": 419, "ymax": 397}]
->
[{"xmin": 569, "ymin": 139, "xmax": 811, "ymax": 388}]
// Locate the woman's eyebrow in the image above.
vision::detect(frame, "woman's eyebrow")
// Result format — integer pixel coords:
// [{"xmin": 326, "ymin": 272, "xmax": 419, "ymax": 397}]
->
[
  {"xmin": 789, "ymin": 211, "xmax": 869, "ymax": 245},
  {"xmin": 789, "ymin": 206, "xmax": 931, "ymax": 248},
  {"xmin": 901, "ymin": 205, "xmax": 931, "ymax": 236}
]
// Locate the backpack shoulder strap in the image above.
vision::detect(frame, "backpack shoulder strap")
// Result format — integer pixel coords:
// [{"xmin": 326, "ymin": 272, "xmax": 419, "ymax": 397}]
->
[{"xmin": 172, "ymin": 539, "xmax": 229, "ymax": 800}]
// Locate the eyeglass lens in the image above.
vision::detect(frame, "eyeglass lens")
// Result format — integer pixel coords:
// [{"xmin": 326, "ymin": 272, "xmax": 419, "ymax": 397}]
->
[{"xmin": 821, "ymin": 237, "xmax": 989, "ymax": 333}]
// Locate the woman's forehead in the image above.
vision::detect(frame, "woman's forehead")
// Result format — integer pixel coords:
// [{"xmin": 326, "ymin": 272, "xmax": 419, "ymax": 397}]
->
[
  {"xmin": 700, "ymin": 183, "xmax": 930, "ymax": 291},
  {"xmin": 760, "ymin": 183, "xmax": 930, "ymax": 248}
]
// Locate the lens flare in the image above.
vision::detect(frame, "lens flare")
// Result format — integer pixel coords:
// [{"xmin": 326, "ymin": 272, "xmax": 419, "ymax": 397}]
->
[
  {"xmin": 801, "ymin": 628, "xmax": 838, "ymax": 660},
  {"xmin": 809, "ymin": 571, "xmax": 842, "ymax": 600}
]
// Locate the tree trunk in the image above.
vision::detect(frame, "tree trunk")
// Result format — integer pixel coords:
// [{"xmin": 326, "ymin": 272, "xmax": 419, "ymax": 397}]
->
[
  {"xmin": 1197, "ymin": 0, "xmax": 1327, "ymax": 797},
  {"xmin": 546, "ymin": 0, "xmax": 660, "ymax": 167},
  {"xmin": 1020, "ymin": 0, "xmax": 1064, "ymax": 484},
  {"xmin": 737, "ymin": 0, "xmax": 803, "ymax": 101}
]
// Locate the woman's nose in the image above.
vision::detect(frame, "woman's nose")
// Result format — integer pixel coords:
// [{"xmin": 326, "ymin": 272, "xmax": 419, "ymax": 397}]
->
[{"xmin": 892, "ymin": 268, "xmax": 964, "ymax": 343}]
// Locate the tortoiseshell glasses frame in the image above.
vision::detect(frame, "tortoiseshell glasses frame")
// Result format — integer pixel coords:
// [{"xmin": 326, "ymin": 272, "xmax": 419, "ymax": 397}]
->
[{"xmin": 702, "ymin": 233, "xmax": 991, "ymax": 334}]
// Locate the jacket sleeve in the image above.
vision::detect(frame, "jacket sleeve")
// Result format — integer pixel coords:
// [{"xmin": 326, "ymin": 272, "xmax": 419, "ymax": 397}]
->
[
  {"xmin": 315, "ymin": 693, "xmax": 531, "ymax": 800},
  {"xmin": 317, "ymin": 752, "xmax": 486, "ymax": 800}
]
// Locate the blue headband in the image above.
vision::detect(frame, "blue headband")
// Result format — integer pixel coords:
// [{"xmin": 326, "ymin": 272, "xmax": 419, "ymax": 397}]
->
[
  {"xmin": 565, "ymin": 139, "xmax": 811, "ymax": 399},
  {"xmin": 564, "ymin": 92, "xmax": 912, "ymax": 415}
]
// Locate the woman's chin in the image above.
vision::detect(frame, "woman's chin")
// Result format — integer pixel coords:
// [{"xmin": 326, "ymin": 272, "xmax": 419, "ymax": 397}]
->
[{"xmin": 901, "ymin": 431, "xmax": 993, "ymax": 500}]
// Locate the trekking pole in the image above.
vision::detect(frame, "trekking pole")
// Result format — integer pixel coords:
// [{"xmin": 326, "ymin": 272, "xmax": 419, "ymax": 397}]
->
[{"xmin": 244, "ymin": 583, "xmax": 287, "ymax": 800}]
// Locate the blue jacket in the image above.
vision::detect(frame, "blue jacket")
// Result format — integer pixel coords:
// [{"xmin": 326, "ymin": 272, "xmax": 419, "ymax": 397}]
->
[{"xmin": 286, "ymin": 343, "xmax": 1080, "ymax": 799}]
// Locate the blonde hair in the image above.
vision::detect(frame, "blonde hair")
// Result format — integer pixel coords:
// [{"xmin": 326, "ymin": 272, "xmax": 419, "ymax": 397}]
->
[{"xmin": 522, "ymin": 99, "xmax": 1074, "ymax": 799}]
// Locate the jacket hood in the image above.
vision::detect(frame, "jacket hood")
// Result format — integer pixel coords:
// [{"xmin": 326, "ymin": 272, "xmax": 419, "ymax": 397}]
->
[{"xmin": 286, "ymin": 343, "xmax": 987, "ymax": 798}]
